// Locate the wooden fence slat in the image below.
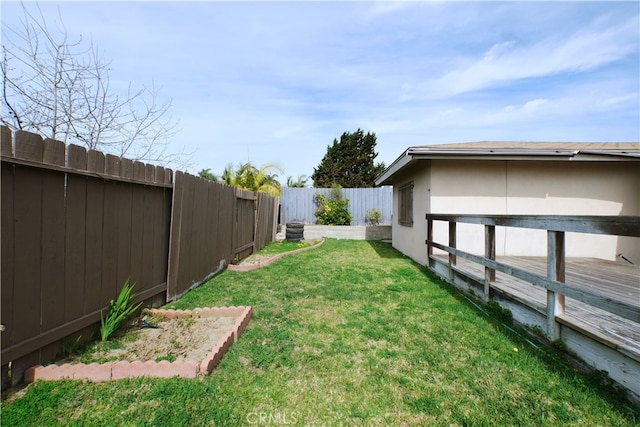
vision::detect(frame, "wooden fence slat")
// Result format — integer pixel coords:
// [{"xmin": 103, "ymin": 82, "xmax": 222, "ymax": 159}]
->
[
  {"xmin": 43, "ymin": 139, "xmax": 65, "ymax": 167},
  {"xmin": 145, "ymin": 164, "xmax": 155, "ymax": 183},
  {"xmin": 130, "ymin": 181, "xmax": 145, "ymax": 287},
  {"xmin": 12, "ymin": 167, "xmax": 42, "ymax": 344},
  {"xmin": 179, "ymin": 174, "xmax": 196, "ymax": 289},
  {"xmin": 64, "ymin": 145, "xmax": 87, "ymax": 322},
  {"xmin": 105, "ymin": 154, "xmax": 120, "ymax": 177},
  {"xmin": 133, "ymin": 161, "xmax": 145, "ymax": 181},
  {"xmin": 40, "ymin": 167, "xmax": 66, "ymax": 332},
  {"xmin": 101, "ymin": 180, "xmax": 119, "ymax": 305},
  {"xmin": 141, "ymin": 185, "xmax": 156, "ymax": 290},
  {"xmin": 14, "ymin": 130, "xmax": 44, "ymax": 161},
  {"xmin": 87, "ymin": 149, "xmax": 106, "ymax": 174},
  {"xmin": 191, "ymin": 177, "xmax": 208, "ymax": 280},
  {"xmin": 1, "ymin": 126, "xmax": 12, "ymax": 156},
  {"xmin": 120, "ymin": 158, "xmax": 133, "ymax": 179},
  {"xmin": 1, "ymin": 163, "xmax": 15, "ymax": 353},
  {"xmin": 167, "ymin": 171, "xmax": 185, "ymax": 300},
  {"xmin": 84, "ymin": 155, "xmax": 106, "ymax": 315},
  {"xmin": 116, "ymin": 182, "xmax": 133, "ymax": 291}
]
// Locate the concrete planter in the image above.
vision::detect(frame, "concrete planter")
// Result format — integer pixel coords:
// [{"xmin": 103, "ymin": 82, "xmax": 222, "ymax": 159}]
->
[{"xmin": 301, "ymin": 225, "xmax": 391, "ymax": 241}]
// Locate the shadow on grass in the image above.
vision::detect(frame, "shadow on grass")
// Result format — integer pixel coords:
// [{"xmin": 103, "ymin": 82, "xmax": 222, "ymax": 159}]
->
[
  {"xmin": 420, "ymin": 266, "xmax": 640, "ymax": 416},
  {"xmin": 366, "ymin": 240, "xmax": 405, "ymax": 259}
]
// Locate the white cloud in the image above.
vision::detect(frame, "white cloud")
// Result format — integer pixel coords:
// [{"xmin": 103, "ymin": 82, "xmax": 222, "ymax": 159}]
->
[{"xmin": 436, "ymin": 15, "xmax": 638, "ymax": 95}]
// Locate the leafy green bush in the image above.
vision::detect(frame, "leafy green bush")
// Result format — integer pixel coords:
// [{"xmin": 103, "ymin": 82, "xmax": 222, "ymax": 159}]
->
[
  {"xmin": 313, "ymin": 186, "xmax": 352, "ymax": 225},
  {"xmin": 365, "ymin": 208, "xmax": 382, "ymax": 225},
  {"xmin": 100, "ymin": 279, "xmax": 141, "ymax": 341}
]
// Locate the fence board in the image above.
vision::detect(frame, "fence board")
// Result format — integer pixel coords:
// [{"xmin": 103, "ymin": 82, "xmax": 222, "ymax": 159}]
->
[
  {"xmin": 84, "ymin": 153, "xmax": 105, "ymax": 315},
  {"xmin": 43, "ymin": 138, "xmax": 65, "ymax": 166},
  {"xmin": 1, "ymin": 164, "xmax": 15, "ymax": 353},
  {"xmin": 40, "ymin": 167, "xmax": 66, "ymax": 331},
  {"xmin": 167, "ymin": 171, "xmax": 185, "ymax": 299},
  {"xmin": 101, "ymin": 180, "xmax": 119, "ymax": 306},
  {"xmin": 64, "ymin": 145, "xmax": 88, "ymax": 322},
  {"xmin": 1, "ymin": 126, "xmax": 11, "ymax": 155},
  {"xmin": 12, "ymin": 169, "xmax": 42, "ymax": 339}
]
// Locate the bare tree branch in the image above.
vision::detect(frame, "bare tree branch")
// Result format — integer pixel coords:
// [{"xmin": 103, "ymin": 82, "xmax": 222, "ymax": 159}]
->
[{"xmin": 1, "ymin": 3, "xmax": 190, "ymax": 167}]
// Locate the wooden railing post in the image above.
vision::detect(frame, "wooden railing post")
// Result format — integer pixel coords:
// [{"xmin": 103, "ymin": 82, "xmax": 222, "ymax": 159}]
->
[
  {"xmin": 427, "ymin": 218, "xmax": 433, "ymax": 257},
  {"xmin": 547, "ymin": 230, "xmax": 566, "ymax": 340},
  {"xmin": 484, "ymin": 225, "xmax": 496, "ymax": 301},
  {"xmin": 449, "ymin": 221, "xmax": 457, "ymax": 266}
]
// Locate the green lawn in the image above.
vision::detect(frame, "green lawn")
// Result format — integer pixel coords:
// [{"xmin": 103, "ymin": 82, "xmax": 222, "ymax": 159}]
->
[{"xmin": 2, "ymin": 239, "xmax": 638, "ymax": 426}]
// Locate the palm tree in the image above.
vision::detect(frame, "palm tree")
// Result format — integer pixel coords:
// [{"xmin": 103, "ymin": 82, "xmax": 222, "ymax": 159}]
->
[
  {"xmin": 286, "ymin": 174, "xmax": 308, "ymax": 188},
  {"xmin": 198, "ymin": 168, "xmax": 218, "ymax": 182},
  {"xmin": 216, "ymin": 162, "xmax": 282, "ymax": 196}
]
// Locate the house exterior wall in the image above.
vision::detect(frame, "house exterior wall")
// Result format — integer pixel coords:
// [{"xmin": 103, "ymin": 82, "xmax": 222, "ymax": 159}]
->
[
  {"xmin": 391, "ymin": 162, "xmax": 431, "ymax": 263},
  {"xmin": 393, "ymin": 159, "xmax": 639, "ymax": 265}
]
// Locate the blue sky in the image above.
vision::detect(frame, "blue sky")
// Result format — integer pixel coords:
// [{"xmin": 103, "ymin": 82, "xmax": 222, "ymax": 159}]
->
[{"xmin": 2, "ymin": 1, "xmax": 639, "ymax": 183}]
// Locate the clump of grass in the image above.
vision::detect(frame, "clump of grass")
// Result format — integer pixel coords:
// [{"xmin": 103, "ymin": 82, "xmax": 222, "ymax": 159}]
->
[{"xmin": 100, "ymin": 279, "xmax": 141, "ymax": 341}]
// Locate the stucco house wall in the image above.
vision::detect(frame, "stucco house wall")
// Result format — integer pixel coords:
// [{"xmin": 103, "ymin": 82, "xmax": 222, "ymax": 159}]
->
[{"xmin": 379, "ymin": 143, "xmax": 640, "ymax": 266}]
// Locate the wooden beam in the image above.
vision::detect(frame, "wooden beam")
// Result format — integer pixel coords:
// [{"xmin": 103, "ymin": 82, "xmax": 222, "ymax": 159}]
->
[{"xmin": 426, "ymin": 214, "xmax": 640, "ymax": 237}]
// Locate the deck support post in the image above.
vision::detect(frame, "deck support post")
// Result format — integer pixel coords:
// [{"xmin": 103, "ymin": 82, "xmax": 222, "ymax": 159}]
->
[
  {"xmin": 484, "ymin": 225, "xmax": 496, "ymax": 302},
  {"xmin": 448, "ymin": 221, "xmax": 456, "ymax": 281},
  {"xmin": 547, "ymin": 230, "xmax": 566, "ymax": 340},
  {"xmin": 426, "ymin": 218, "xmax": 433, "ymax": 257}
]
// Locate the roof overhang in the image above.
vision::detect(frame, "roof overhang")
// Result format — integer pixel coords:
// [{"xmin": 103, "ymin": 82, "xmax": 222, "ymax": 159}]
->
[{"xmin": 375, "ymin": 144, "xmax": 640, "ymax": 187}]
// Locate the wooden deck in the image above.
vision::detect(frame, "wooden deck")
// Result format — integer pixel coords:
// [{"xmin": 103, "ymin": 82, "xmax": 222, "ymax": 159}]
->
[{"xmin": 433, "ymin": 255, "xmax": 640, "ymax": 358}]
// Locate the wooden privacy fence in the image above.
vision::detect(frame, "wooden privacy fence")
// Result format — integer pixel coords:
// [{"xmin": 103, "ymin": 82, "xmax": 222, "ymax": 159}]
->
[{"xmin": 1, "ymin": 127, "xmax": 278, "ymax": 387}]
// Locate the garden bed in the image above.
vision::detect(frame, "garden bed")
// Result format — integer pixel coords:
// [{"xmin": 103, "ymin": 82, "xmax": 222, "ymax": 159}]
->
[{"xmin": 25, "ymin": 306, "xmax": 251, "ymax": 382}]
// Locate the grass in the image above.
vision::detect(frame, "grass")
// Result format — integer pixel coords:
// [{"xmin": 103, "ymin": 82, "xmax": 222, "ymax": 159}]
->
[
  {"xmin": 2, "ymin": 239, "xmax": 638, "ymax": 426},
  {"xmin": 252, "ymin": 238, "xmax": 321, "ymax": 256}
]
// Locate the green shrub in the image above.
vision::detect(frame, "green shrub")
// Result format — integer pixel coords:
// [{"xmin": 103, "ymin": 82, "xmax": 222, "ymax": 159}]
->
[
  {"xmin": 313, "ymin": 185, "xmax": 352, "ymax": 225},
  {"xmin": 365, "ymin": 208, "xmax": 382, "ymax": 225}
]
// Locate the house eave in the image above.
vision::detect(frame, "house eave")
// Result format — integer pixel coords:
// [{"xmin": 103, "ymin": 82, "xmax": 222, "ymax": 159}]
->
[{"xmin": 375, "ymin": 147, "xmax": 640, "ymax": 186}]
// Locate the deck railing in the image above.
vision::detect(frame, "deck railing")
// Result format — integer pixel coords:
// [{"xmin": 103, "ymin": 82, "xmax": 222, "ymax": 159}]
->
[{"xmin": 425, "ymin": 214, "xmax": 640, "ymax": 339}]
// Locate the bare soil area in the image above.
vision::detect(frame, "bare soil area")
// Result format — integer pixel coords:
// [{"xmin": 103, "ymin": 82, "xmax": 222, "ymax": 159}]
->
[{"xmin": 70, "ymin": 316, "xmax": 238, "ymax": 364}]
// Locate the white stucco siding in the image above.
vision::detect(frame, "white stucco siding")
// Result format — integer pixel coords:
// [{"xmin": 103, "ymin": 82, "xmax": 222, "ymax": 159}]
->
[
  {"xmin": 391, "ymin": 163, "xmax": 431, "ymax": 265},
  {"xmin": 398, "ymin": 159, "xmax": 639, "ymax": 264}
]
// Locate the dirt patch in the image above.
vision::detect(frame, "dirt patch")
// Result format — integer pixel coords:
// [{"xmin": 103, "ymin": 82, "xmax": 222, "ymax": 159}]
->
[{"xmin": 69, "ymin": 315, "xmax": 238, "ymax": 364}]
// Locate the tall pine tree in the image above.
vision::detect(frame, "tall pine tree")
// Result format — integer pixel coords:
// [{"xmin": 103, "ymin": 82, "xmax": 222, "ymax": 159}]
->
[{"xmin": 312, "ymin": 129, "xmax": 385, "ymax": 188}]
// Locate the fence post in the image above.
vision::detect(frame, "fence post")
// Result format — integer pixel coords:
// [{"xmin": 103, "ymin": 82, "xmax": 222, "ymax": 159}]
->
[
  {"xmin": 547, "ymin": 230, "xmax": 566, "ymax": 340},
  {"xmin": 484, "ymin": 225, "xmax": 496, "ymax": 302}
]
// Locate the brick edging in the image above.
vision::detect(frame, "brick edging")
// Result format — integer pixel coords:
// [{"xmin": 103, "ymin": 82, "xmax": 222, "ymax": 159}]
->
[
  {"xmin": 227, "ymin": 238, "xmax": 325, "ymax": 272},
  {"xmin": 25, "ymin": 306, "xmax": 252, "ymax": 382}
]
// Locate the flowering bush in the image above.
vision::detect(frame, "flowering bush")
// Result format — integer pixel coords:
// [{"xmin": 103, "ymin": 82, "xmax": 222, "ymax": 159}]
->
[{"xmin": 313, "ymin": 186, "xmax": 352, "ymax": 225}]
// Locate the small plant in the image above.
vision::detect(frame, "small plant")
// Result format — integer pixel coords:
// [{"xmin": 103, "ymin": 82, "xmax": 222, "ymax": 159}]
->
[
  {"xmin": 62, "ymin": 335, "xmax": 83, "ymax": 357},
  {"xmin": 313, "ymin": 185, "xmax": 352, "ymax": 225},
  {"xmin": 529, "ymin": 324, "xmax": 546, "ymax": 337},
  {"xmin": 487, "ymin": 300, "xmax": 513, "ymax": 324},
  {"xmin": 155, "ymin": 354, "xmax": 177, "ymax": 363},
  {"xmin": 365, "ymin": 208, "xmax": 382, "ymax": 225},
  {"xmin": 100, "ymin": 279, "xmax": 141, "ymax": 342}
]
